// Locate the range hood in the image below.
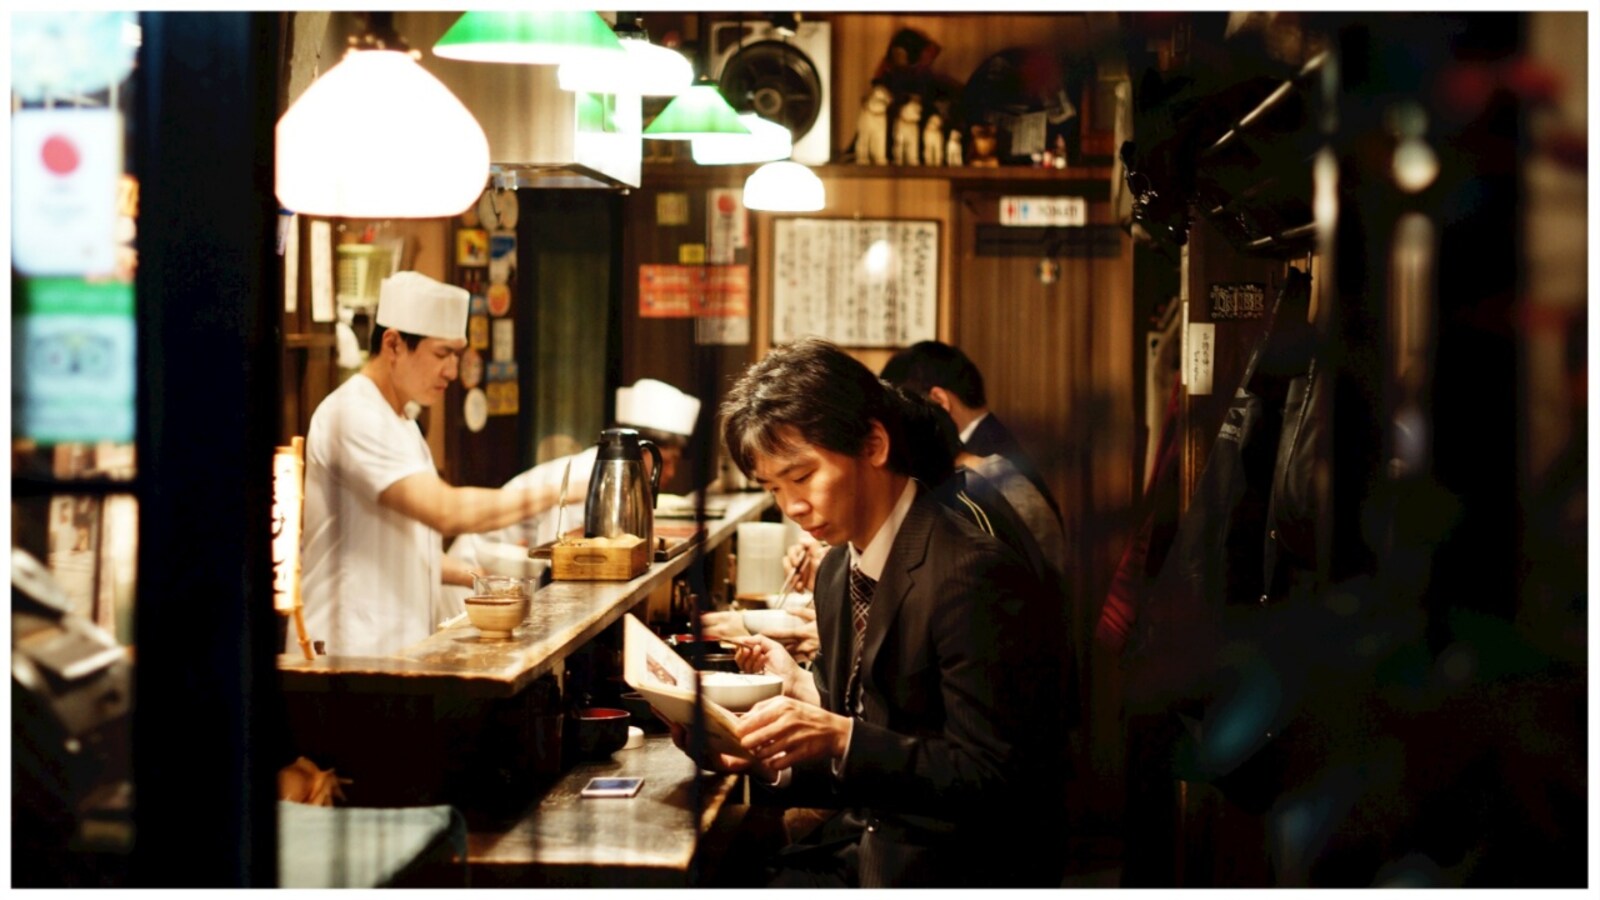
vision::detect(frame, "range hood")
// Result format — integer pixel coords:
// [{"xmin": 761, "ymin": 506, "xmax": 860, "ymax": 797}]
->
[{"xmin": 395, "ymin": 12, "xmax": 641, "ymax": 190}]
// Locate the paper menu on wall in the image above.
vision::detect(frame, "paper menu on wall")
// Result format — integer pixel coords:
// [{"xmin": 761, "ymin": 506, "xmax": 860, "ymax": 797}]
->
[
  {"xmin": 771, "ymin": 218, "xmax": 938, "ymax": 348},
  {"xmin": 621, "ymin": 614, "xmax": 751, "ymax": 760}
]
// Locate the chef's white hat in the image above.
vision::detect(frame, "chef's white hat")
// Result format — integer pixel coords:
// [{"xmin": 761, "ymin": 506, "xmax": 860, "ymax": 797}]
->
[
  {"xmin": 616, "ymin": 378, "xmax": 700, "ymax": 439},
  {"xmin": 375, "ymin": 271, "xmax": 469, "ymax": 340}
]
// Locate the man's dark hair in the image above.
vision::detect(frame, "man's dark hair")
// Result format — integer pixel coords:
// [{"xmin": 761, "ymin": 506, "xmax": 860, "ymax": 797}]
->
[
  {"xmin": 369, "ymin": 324, "xmax": 424, "ymax": 356},
  {"xmin": 721, "ymin": 339, "xmax": 900, "ymax": 479},
  {"xmin": 886, "ymin": 384, "xmax": 959, "ymax": 485},
  {"xmin": 879, "ymin": 340, "xmax": 987, "ymax": 409}
]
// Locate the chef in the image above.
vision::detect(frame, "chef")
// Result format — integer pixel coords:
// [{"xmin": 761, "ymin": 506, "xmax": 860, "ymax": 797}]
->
[
  {"xmin": 443, "ymin": 378, "xmax": 701, "ymax": 594},
  {"xmin": 295, "ymin": 271, "xmax": 568, "ymax": 657}
]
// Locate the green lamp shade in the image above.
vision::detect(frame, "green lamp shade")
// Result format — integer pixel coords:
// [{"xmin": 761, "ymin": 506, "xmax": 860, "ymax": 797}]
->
[
  {"xmin": 643, "ymin": 82, "xmax": 751, "ymax": 140},
  {"xmin": 433, "ymin": 11, "xmax": 624, "ymax": 65}
]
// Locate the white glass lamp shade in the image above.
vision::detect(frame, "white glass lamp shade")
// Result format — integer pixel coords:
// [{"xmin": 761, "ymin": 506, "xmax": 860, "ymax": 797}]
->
[
  {"xmin": 743, "ymin": 161, "xmax": 825, "ymax": 212},
  {"xmin": 276, "ymin": 49, "xmax": 489, "ymax": 219},
  {"xmin": 691, "ymin": 113, "xmax": 793, "ymax": 165},
  {"xmin": 558, "ymin": 37, "xmax": 692, "ymax": 97}
]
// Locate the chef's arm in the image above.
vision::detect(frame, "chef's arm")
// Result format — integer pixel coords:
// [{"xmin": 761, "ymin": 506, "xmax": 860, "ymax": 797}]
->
[
  {"xmin": 380, "ymin": 470, "xmax": 560, "ymax": 537},
  {"xmin": 440, "ymin": 552, "xmax": 478, "ymax": 588}
]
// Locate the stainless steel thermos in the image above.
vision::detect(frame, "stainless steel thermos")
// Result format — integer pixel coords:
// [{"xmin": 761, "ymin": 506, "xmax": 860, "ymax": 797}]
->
[{"xmin": 583, "ymin": 428, "xmax": 662, "ymax": 548}]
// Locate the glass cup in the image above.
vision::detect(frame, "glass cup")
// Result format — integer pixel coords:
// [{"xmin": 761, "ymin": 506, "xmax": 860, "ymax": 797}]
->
[{"xmin": 473, "ymin": 573, "xmax": 532, "ymax": 600}]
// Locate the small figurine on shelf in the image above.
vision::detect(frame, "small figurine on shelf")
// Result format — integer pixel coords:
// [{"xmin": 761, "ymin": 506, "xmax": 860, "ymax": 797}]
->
[
  {"xmin": 922, "ymin": 112, "xmax": 945, "ymax": 166},
  {"xmin": 968, "ymin": 123, "xmax": 999, "ymax": 167},
  {"xmin": 893, "ymin": 95, "xmax": 923, "ymax": 166},
  {"xmin": 855, "ymin": 83, "xmax": 892, "ymax": 165},
  {"xmin": 945, "ymin": 129, "xmax": 963, "ymax": 166}
]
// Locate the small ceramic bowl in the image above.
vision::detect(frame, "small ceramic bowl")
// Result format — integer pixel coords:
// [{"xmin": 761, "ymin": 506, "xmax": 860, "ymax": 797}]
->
[
  {"xmin": 464, "ymin": 595, "xmax": 528, "ymax": 639},
  {"xmin": 700, "ymin": 671, "xmax": 783, "ymax": 712},
  {"xmin": 742, "ymin": 609, "xmax": 810, "ymax": 636},
  {"xmin": 567, "ymin": 707, "xmax": 631, "ymax": 760}
]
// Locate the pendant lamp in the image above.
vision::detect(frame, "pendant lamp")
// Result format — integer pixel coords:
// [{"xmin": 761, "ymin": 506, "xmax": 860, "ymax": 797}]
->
[
  {"xmin": 691, "ymin": 113, "xmax": 793, "ymax": 165},
  {"xmin": 743, "ymin": 161, "xmax": 825, "ymax": 212},
  {"xmin": 558, "ymin": 16, "xmax": 692, "ymax": 97},
  {"xmin": 276, "ymin": 19, "xmax": 489, "ymax": 219},
  {"xmin": 432, "ymin": 11, "xmax": 624, "ymax": 66},
  {"xmin": 643, "ymin": 75, "xmax": 750, "ymax": 140}
]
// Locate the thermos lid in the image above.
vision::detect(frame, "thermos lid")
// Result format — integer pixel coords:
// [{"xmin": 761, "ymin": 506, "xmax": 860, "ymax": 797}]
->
[{"xmin": 595, "ymin": 427, "xmax": 642, "ymax": 461}]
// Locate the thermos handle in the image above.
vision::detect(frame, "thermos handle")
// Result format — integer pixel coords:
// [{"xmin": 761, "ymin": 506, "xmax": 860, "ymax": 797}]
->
[{"xmin": 639, "ymin": 439, "xmax": 663, "ymax": 508}]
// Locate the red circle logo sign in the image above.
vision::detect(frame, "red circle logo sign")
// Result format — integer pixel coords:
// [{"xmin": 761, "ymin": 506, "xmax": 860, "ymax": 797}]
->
[
  {"xmin": 487, "ymin": 283, "xmax": 512, "ymax": 317},
  {"xmin": 716, "ymin": 193, "xmax": 736, "ymax": 215},
  {"xmin": 42, "ymin": 135, "xmax": 79, "ymax": 175}
]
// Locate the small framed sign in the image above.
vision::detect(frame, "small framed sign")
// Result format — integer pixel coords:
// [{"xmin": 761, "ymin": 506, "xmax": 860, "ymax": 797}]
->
[{"xmin": 1209, "ymin": 282, "xmax": 1267, "ymax": 320}]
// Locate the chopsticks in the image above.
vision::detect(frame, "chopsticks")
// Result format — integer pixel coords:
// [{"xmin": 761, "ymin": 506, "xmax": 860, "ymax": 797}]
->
[{"xmin": 774, "ymin": 552, "xmax": 813, "ymax": 612}]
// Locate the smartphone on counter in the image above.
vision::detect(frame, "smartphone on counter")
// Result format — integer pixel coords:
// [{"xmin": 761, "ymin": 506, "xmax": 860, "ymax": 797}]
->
[{"xmin": 580, "ymin": 777, "xmax": 644, "ymax": 798}]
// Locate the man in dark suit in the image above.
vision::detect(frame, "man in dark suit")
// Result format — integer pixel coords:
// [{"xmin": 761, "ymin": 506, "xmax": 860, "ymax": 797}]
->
[
  {"xmin": 880, "ymin": 339, "xmax": 1063, "ymax": 524},
  {"xmin": 677, "ymin": 339, "xmax": 1067, "ymax": 887}
]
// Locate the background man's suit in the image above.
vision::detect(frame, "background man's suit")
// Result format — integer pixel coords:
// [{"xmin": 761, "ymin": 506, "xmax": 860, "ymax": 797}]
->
[{"xmin": 964, "ymin": 412, "xmax": 1063, "ymax": 523}]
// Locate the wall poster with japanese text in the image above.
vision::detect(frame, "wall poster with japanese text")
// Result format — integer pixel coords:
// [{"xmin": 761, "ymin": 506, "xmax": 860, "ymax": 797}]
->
[{"xmin": 771, "ymin": 219, "xmax": 938, "ymax": 347}]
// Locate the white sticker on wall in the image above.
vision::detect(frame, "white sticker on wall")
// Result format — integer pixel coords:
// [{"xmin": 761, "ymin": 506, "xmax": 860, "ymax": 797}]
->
[
  {"xmin": 463, "ymin": 388, "xmax": 488, "ymax": 433},
  {"xmin": 309, "ymin": 219, "xmax": 336, "ymax": 323},
  {"xmin": 12, "ymin": 108, "xmax": 121, "ymax": 276},
  {"xmin": 1185, "ymin": 321, "xmax": 1215, "ymax": 396},
  {"xmin": 491, "ymin": 318, "xmax": 514, "ymax": 362}
]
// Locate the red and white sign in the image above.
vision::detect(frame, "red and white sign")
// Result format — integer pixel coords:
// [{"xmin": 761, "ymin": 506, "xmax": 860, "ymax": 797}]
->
[
  {"xmin": 12, "ymin": 108, "xmax": 121, "ymax": 276},
  {"xmin": 639, "ymin": 265, "xmax": 749, "ymax": 318},
  {"xmin": 707, "ymin": 188, "xmax": 748, "ymax": 264},
  {"xmin": 999, "ymin": 195, "xmax": 1086, "ymax": 227}
]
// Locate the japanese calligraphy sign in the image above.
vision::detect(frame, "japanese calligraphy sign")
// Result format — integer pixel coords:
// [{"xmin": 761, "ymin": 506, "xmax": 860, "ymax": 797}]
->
[{"xmin": 771, "ymin": 219, "xmax": 938, "ymax": 348}]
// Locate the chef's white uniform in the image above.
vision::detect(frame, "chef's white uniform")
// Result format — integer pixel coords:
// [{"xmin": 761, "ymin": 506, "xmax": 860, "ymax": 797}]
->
[{"xmin": 296, "ymin": 373, "xmax": 441, "ymax": 656}]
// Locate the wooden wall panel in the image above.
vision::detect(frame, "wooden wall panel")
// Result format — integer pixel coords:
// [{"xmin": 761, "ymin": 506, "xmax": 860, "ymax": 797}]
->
[
  {"xmin": 954, "ymin": 186, "xmax": 1134, "ymax": 842},
  {"xmin": 618, "ymin": 175, "xmax": 755, "ymax": 495}
]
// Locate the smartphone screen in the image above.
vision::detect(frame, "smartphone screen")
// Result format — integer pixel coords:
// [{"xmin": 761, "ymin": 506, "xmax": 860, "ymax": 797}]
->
[{"xmin": 580, "ymin": 777, "xmax": 644, "ymax": 798}]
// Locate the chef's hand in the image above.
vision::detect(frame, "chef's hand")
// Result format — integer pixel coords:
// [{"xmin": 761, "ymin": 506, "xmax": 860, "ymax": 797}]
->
[
  {"xmin": 661, "ymin": 716, "xmax": 777, "ymax": 781},
  {"xmin": 735, "ymin": 696, "xmax": 851, "ymax": 771}
]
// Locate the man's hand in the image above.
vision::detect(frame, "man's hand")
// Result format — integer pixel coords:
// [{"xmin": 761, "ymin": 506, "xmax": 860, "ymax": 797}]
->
[
  {"xmin": 734, "ymin": 696, "xmax": 851, "ymax": 770},
  {"xmin": 783, "ymin": 539, "xmax": 826, "ymax": 593},
  {"xmin": 662, "ymin": 716, "xmax": 777, "ymax": 781},
  {"xmin": 730, "ymin": 634, "xmax": 819, "ymax": 705},
  {"xmin": 732, "ymin": 634, "xmax": 792, "ymax": 677}
]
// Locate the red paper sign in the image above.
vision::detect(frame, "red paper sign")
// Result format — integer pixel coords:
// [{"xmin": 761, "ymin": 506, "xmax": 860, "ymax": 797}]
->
[{"xmin": 639, "ymin": 264, "xmax": 749, "ymax": 318}]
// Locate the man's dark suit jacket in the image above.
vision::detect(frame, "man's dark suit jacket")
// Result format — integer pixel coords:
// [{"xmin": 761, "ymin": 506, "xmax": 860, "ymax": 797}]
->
[
  {"xmin": 779, "ymin": 488, "xmax": 1068, "ymax": 887},
  {"xmin": 964, "ymin": 412, "xmax": 1063, "ymax": 523}
]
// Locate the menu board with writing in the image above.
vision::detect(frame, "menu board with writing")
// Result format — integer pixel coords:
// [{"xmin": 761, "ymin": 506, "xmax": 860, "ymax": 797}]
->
[{"xmin": 772, "ymin": 219, "xmax": 938, "ymax": 347}]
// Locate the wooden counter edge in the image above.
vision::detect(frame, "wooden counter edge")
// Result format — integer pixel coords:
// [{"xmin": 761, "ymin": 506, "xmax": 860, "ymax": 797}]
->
[{"xmin": 278, "ymin": 492, "xmax": 773, "ymax": 697}]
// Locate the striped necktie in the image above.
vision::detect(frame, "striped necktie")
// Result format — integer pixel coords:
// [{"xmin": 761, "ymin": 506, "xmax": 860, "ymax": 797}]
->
[{"xmin": 844, "ymin": 566, "xmax": 876, "ymax": 712}]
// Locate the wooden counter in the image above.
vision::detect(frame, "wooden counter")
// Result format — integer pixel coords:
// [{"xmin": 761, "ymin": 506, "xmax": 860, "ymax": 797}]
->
[
  {"xmin": 465, "ymin": 735, "xmax": 740, "ymax": 887},
  {"xmin": 279, "ymin": 492, "xmax": 772, "ymax": 698}
]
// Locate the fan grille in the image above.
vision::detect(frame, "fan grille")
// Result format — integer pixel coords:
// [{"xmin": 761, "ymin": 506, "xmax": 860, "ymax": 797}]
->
[{"xmin": 717, "ymin": 40, "xmax": 822, "ymax": 141}]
